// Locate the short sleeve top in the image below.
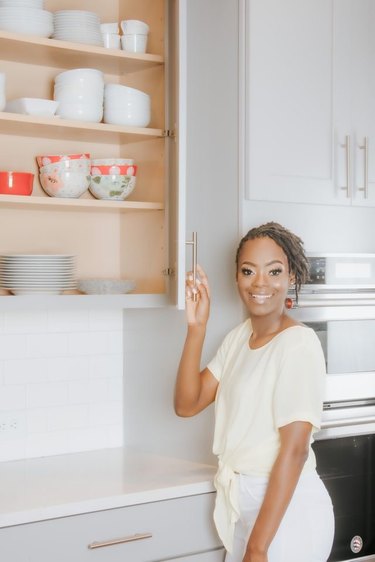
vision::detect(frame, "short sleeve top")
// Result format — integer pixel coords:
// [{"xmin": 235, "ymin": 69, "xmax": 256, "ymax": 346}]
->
[{"xmin": 207, "ymin": 320, "xmax": 326, "ymax": 476}]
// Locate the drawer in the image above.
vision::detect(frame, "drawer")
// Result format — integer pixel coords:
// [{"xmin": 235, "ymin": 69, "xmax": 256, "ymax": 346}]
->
[
  {"xmin": 0, "ymin": 493, "xmax": 222, "ymax": 562},
  {"xmin": 168, "ymin": 548, "xmax": 225, "ymax": 561}
]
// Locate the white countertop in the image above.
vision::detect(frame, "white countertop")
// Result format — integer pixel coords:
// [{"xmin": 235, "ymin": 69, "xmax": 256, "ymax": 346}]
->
[{"xmin": 0, "ymin": 448, "xmax": 216, "ymax": 528}]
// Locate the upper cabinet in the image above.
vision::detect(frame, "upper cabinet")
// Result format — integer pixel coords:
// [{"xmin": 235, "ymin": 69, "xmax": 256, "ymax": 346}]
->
[
  {"xmin": 0, "ymin": 0, "xmax": 186, "ymax": 308},
  {"xmin": 243, "ymin": 0, "xmax": 375, "ymax": 207}
]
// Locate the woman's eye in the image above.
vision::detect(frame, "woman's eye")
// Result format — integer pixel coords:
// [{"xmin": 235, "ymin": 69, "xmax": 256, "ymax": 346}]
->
[
  {"xmin": 269, "ymin": 268, "xmax": 283, "ymax": 276},
  {"xmin": 241, "ymin": 267, "xmax": 253, "ymax": 276}
]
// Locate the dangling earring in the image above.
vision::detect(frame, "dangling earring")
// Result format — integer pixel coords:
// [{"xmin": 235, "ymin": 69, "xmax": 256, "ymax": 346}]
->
[{"xmin": 285, "ymin": 297, "xmax": 294, "ymax": 309}]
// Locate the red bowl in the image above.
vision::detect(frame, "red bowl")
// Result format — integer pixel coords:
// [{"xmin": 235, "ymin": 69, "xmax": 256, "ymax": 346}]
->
[
  {"xmin": 0, "ymin": 171, "xmax": 34, "ymax": 196},
  {"xmin": 90, "ymin": 164, "xmax": 137, "ymax": 176},
  {"xmin": 36, "ymin": 153, "xmax": 91, "ymax": 167}
]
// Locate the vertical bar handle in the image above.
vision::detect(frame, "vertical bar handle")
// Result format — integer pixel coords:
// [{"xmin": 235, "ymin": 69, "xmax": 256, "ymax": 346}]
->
[
  {"xmin": 340, "ymin": 135, "xmax": 352, "ymax": 198},
  {"xmin": 358, "ymin": 136, "xmax": 369, "ymax": 199},
  {"xmin": 186, "ymin": 232, "xmax": 198, "ymax": 301}
]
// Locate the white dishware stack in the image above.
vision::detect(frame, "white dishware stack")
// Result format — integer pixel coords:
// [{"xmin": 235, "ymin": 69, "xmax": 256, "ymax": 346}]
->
[
  {"xmin": 52, "ymin": 10, "xmax": 102, "ymax": 46},
  {"xmin": 0, "ymin": 0, "xmax": 53, "ymax": 37},
  {"xmin": 104, "ymin": 83, "xmax": 151, "ymax": 127},
  {"xmin": 53, "ymin": 68, "xmax": 104, "ymax": 123},
  {"xmin": 120, "ymin": 19, "xmax": 149, "ymax": 53},
  {"xmin": 0, "ymin": 254, "xmax": 77, "ymax": 295},
  {"xmin": 100, "ymin": 22, "xmax": 120, "ymax": 49}
]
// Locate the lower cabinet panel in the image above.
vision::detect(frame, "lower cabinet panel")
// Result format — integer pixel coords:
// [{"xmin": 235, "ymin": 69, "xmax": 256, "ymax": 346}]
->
[
  {"xmin": 167, "ymin": 548, "xmax": 226, "ymax": 561},
  {"xmin": 0, "ymin": 493, "xmax": 222, "ymax": 562}
]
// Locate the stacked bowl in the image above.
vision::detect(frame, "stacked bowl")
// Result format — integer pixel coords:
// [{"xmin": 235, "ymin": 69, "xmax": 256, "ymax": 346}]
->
[
  {"xmin": 52, "ymin": 10, "xmax": 102, "ymax": 46},
  {"xmin": 0, "ymin": 4, "xmax": 53, "ymax": 36},
  {"xmin": 120, "ymin": 19, "xmax": 149, "ymax": 53},
  {"xmin": 36, "ymin": 153, "xmax": 91, "ymax": 198},
  {"xmin": 89, "ymin": 158, "xmax": 137, "ymax": 201},
  {"xmin": 104, "ymin": 83, "xmax": 151, "ymax": 127},
  {"xmin": 54, "ymin": 68, "xmax": 104, "ymax": 123}
]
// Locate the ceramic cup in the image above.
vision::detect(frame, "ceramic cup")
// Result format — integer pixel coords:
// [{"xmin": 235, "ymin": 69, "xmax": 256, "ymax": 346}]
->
[{"xmin": 121, "ymin": 34, "xmax": 148, "ymax": 53}]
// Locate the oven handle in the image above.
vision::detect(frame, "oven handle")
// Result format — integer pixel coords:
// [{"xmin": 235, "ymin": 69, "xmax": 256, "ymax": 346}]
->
[{"xmin": 321, "ymin": 415, "xmax": 375, "ymax": 429}]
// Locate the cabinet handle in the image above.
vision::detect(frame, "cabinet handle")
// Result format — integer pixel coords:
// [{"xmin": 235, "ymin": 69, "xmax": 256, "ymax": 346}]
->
[
  {"xmin": 357, "ymin": 136, "xmax": 369, "ymax": 199},
  {"xmin": 186, "ymin": 231, "xmax": 198, "ymax": 302},
  {"xmin": 340, "ymin": 134, "xmax": 352, "ymax": 198},
  {"xmin": 88, "ymin": 532, "xmax": 153, "ymax": 549}
]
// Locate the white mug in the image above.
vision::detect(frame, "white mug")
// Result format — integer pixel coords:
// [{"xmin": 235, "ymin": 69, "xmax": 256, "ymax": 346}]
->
[{"xmin": 0, "ymin": 73, "xmax": 6, "ymax": 112}]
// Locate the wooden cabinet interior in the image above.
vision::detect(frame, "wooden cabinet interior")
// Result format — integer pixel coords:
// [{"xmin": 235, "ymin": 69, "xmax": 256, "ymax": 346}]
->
[{"xmin": 0, "ymin": 0, "xmax": 171, "ymax": 298}]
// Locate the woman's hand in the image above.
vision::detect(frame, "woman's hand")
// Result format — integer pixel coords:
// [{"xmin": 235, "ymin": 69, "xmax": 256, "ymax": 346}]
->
[{"xmin": 185, "ymin": 264, "xmax": 210, "ymax": 327}]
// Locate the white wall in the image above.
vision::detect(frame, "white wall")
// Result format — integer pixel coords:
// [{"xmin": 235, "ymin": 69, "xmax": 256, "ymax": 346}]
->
[{"xmin": 0, "ymin": 309, "xmax": 123, "ymax": 461}]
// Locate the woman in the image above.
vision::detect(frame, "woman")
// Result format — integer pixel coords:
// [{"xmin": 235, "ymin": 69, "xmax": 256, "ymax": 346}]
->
[{"xmin": 174, "ymin": 222, "xmax": 334, "ymax": 562}]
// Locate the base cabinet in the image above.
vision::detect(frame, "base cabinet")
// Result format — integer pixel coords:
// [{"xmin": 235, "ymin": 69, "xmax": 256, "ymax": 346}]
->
[
  {"xmin": 0, "ymin": 493, "xmax": 222, "ymax": 562},
  {"xmin": 169, "ymin": 550, "xmax": 225, "ymax": 561}
]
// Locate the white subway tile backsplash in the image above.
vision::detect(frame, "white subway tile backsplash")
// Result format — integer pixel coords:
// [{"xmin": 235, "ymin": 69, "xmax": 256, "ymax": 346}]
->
[
  {"xmin": 0, "ymin": 308, "xmax": 124, "ymax": 462},
  {"xmin": 89, "ymin": 354, "xmax": 123, "ymax": 379},
  {"xmin": 0, "ymin": 334, "xmax": 27, "ymax": 360},
  {"xmin": 3, "ymin": 358, "xmax": 49, "ymax": 385},
  {"xmin": 68, "ymin": 331, "xmax": 110, "ymax": 356},
  {"xmin": 0, "ymin": 385, "xmax": 26, "ymax": 410},
  {"xmin": 47, "ymin": 405, "xmax": 89, "ymax": 431},
  {"xmin": 4, "ymin": 310, "xmax": 47, "ymax": 334},
  {"xmin": 47, "ymin": 309, "xmax": 89, "ymax": 333},
  {"xmin": 48, "ymin": 356, "xmax": 89, "ymax": 382},
  {"xmin": 89, "ymin": 309, "xmax": 123, "ymax": 331},
  {"xmin": 26, "ymin": 333, "xmax": 69, "ymax": 358}
]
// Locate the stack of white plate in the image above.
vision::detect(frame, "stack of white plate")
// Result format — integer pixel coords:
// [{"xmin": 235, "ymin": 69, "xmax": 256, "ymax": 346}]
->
[
  {"xmin": 53, "ymin": 10, "xmax": 103, "ymax": 46},
  {"xmin": 0, "ymin": 6, "xmax": 53, "ymax": 36},
  {"xmin": 0, "ymin": 254, "xmax": 77, "ymax": 295}
]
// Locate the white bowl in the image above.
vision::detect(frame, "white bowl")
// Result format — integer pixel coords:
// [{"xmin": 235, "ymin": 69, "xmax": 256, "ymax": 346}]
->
[
  {"xmin": 54, "ymin": 68, "xmax": 103, "ymax": 84},
  {"xmin": 39, "ymin": 170, "xmax": 90, "ymax": 198},
  {"xmin": 77, "ymin": 278, "xmax": 136, "ymax": 295},
  {"xmin": 5, "ymin": 97, "xmax": 58, "ymax": 116},
  {"xmin": 89, "ymin": 174, "xmax": 136, "ymax": 200},
  {"xmin": 39, "ymin": 159, "xmax": 91, "ymax": 174},
  {"xmin": 56, "ymin": 102, "xmax": 103, "ymax": 123}
]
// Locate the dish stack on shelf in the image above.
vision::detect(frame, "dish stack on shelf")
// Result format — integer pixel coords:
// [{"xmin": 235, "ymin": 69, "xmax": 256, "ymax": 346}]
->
[
  {"xmin": 0, "ymin": 254, "xmax": 77, "ymax": 295},
  {"xmin": 0, "ymin": 1, "xmax": 53, "ymax": 37},
  {"xmin": 52, "ymin": 10, "xmax": 103, "ymax": 46}
]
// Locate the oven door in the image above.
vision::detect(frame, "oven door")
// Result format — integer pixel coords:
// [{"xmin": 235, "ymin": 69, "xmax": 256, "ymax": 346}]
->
[{"xmin": 313, "ymin": 410, "xmax": 375, "ymax": 562}]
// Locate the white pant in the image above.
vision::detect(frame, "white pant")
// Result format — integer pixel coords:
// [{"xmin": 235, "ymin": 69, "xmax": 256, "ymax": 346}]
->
[{"xmin": 225, "ymin": 470, "xmax": 334, "ymax": 562}]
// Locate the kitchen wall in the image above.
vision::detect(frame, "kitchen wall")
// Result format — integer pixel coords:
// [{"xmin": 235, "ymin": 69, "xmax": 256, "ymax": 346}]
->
[
  {"xmin": 242, "ymin": 200, "xmax": 375, "ymax": 253},
  {"xmin": 0, "ymin": 308, "xmax": 123, "ymax": 461}
]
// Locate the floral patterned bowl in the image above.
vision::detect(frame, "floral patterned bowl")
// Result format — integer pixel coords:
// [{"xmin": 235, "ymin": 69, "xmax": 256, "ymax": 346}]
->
[
  {"xmin": 39, "ymin": 170, "xmax": 90, "ymax": 198},
  {"xmin": 89, "ymin": 174, "xmax": 136, "ymax": 201}
]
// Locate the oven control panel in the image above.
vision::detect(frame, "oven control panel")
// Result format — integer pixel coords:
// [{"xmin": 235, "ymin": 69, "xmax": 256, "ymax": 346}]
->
[{"xmin": 308, "ymin": 257, "xmax": 326, "ymax": 284}]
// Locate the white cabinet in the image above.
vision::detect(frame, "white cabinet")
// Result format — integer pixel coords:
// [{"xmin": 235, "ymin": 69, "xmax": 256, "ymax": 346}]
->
[
  {"xmin": 169, "ymin": 550, "xmax": 225, "ymax": 561},
  {"xmin": 0, "ymin": 0, "xmax": 187, "ymax": 308},
  {"xmin": 0, "ymin": 493, "xmax": 222, "ymax": 562},
  {"xmin": 243, "ymin": 0, "xmax": 375, "ymax": 207}
]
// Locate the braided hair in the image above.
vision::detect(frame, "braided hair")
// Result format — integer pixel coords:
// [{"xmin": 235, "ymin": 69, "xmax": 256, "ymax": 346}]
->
[{"xmin": 235, "ymin": 222, "xmax": 310, "ymax": 301}]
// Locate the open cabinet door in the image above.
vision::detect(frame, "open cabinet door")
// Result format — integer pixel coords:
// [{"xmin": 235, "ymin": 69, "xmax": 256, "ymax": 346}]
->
[{"xmin": 166, "ymin": 0, "xmax": 187, "ymax": 308}]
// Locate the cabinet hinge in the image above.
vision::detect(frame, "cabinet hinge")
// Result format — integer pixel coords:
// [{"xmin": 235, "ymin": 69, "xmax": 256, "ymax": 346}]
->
[
  {"xmin": 162, "ymin": 267, "xmax": 175, "ymax": 276},
  {"xmin": 162, "ymin": 129, "xmax": 175, "ymax": 138}
]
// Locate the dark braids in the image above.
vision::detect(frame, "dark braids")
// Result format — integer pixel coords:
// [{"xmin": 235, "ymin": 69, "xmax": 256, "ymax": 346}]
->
[{"xmin": 235, "ymin": 222, "xmax": 310, "ymax": 301}]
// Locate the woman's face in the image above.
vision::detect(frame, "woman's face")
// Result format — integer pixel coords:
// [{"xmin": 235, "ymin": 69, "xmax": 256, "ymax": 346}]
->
[{"xmin": 236, "ymin": 236, "xmax": 294, "ymax": 318}]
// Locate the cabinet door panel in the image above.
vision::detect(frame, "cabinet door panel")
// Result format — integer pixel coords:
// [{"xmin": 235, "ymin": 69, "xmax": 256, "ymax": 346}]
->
[
  {"xmin": 245, "ymin": 0, "xmax": 339, "ymax": 205},
  {"xmin": 0, "ymin": 494, "xmax": 221, "ymax": 562},
  {"xmin": 349, "ymin": 0, "xmax": 375, "ymax": 205}
]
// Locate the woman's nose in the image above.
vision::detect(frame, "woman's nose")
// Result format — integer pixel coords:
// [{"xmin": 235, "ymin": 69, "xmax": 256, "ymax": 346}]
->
[{"xmin": 253, "ymin": 271, "xmax": 267, "ymax": 285}]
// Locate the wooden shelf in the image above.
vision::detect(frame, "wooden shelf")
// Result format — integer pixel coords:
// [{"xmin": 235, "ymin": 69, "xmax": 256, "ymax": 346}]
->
[
  {"xmin": 0, "ymin": 194, "xmax": 164, "ymax": 211},
  {"xmin": 0, "ymin": 30, "xmax": 164, "ymax": 74},
  {"xmin": 0, "ymin": 292, "xmax": 169, "ymax": 310},
  {"xmin": 0, "ymin": 112, "xmax": 165, "ymax": 143}
]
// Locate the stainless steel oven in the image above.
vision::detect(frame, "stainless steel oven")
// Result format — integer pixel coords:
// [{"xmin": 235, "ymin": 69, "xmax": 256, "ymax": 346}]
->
[{"xmin": 288, "ymin": 254, "xmax": 375, "ymax": 562}]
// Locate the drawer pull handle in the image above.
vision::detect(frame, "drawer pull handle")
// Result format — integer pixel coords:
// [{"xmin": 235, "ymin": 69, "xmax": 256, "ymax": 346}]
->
[{"xmin": 88, "ymin": 532, "xmax": 153, "ymax": 549}]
